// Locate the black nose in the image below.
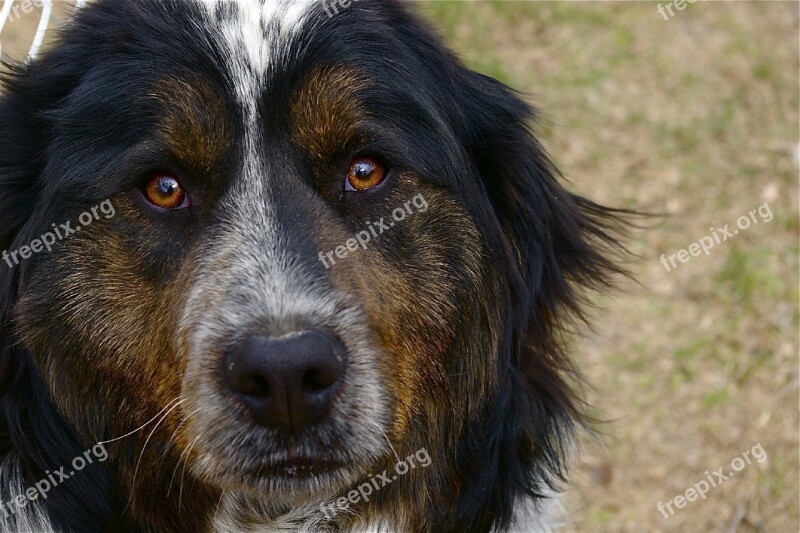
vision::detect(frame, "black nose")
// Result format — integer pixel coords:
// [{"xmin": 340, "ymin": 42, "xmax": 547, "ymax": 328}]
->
[{"xmin": 224, "ymin": 330, "xmax": 346, "ymax": 432}]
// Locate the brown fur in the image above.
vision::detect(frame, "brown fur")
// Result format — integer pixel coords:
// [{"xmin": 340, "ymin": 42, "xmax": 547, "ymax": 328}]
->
[{"xmin": 152, "ymin": 76, "xmax": 233, "ymax": 173}]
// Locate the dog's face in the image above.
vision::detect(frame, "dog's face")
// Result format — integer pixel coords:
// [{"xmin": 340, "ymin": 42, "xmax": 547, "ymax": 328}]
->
[{"xmin": 0, "ymin": 1, "xmax": 624, "ymax": 531}]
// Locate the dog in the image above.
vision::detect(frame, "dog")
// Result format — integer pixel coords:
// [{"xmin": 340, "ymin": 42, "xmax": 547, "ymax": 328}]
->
[{"xmin": 0, "ymin": 1, "xmax": 627, "ymax": 531}]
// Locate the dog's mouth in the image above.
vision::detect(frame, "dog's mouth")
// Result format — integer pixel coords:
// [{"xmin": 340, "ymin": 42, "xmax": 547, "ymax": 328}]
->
[
  {"xmin": 217, "ymin": 451, "xmax": 365, "ymax": 503},
  {"xmin": 252, "ymin": 458, "xmax": 347, "ymax": 479},
  {"xmin": 197, "ymin": 438, "xmax": 366, "ymax": 491}
]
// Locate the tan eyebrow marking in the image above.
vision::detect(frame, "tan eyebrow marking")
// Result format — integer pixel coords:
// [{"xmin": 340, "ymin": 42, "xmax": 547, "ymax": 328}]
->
[
  {"xmin": 150, "ymin": 77, "xmax": 233, "ymax": 172},
  {"xmin": 290, "ymin": 65, "xmax": 371, "ymax": 163}
]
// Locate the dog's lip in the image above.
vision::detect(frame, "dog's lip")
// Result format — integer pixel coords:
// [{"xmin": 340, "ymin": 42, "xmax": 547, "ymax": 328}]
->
[{"xmin": 254, "ymin": 458, "xmax": 347, "ymax": 478}]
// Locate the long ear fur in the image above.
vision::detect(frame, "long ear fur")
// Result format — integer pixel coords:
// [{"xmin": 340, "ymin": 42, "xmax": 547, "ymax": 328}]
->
[
  {"xmin": 0, "ymin": 61, "xmax": 44, "ymax": 450},
  {"xmin": 0, "ymin": 62, "xmax": 112, "ymax": 532},
  {"xmin": 450, "ymin": 68, "xmax": 631, "ymax": 530}
]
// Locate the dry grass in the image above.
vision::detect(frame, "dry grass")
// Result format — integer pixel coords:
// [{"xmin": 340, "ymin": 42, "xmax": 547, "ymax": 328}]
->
[{"xmin": 2, "ymin": 1, "xmax": 798, "ymax": 532}]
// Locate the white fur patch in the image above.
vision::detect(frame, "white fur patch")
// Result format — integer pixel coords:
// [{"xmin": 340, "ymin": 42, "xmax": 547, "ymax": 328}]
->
[
  {"xmin": 197, "ymin": 0, "xmax": 318, "ymax": 119},
  {"xmin": 210, "ymin": 494, "xmax": 565, "ymax": 532},
  {"xmin": 506, "ymin": 494, "xmax": 567, "ymax": 533},
  {"xmin": 0, "ymin": 454, "xmax": 57, "ymax": 533}
]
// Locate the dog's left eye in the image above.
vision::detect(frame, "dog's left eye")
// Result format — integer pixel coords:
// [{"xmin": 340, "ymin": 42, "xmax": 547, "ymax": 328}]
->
[
  {"xmin": 346, "ymin": 157, "xmax": 386, "ymax": 192},
  {"xmin": 143, "ymin": 174, "xmax": 189, "ymax": 209}
]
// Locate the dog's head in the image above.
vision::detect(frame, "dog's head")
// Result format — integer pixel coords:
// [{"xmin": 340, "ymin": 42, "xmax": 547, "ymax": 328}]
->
[{"xmin": 0, "ymin": 1, "xmax": 625, "ymax": 531}]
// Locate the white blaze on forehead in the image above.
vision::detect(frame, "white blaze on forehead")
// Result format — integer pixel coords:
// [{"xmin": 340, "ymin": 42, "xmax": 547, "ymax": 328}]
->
[
  {"xmin": 194, "ymin": 0, "xmax": 320, "ymax": 215},
  {"xmin": 198, "ymin": 0, "xmax": 318, "ymax": 117},
  {"xmin": 189, "ymin": 0, "xmax": 326, "ymax": 321}
]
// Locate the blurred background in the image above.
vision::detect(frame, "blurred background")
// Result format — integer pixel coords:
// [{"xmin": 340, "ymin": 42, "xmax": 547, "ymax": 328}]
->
[{"xmin": 2, "ymin": 2, "xmax": 798, "ymax": 532}]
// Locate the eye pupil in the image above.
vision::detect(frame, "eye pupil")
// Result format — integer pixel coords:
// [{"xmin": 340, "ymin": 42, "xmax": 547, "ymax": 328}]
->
[
  {"xmin": 354, "ymin": 162, "xmax": 374, "ymax": 178},
  {"xmin": 347, "ymin": 157, "xmax": 386, "ymax": 191},
  {"xmin": 144, "ymin": 174, "xmax": 187, "ymax": 209},
  {"xmin": 158, "ymin": 178, "xmax": 177, "ymax": 194}
]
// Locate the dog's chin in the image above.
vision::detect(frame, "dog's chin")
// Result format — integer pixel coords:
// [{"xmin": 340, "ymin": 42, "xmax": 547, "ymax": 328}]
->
[{"xmin": 196, "ymin": 452, "xmax": 368, "ymax": 505}]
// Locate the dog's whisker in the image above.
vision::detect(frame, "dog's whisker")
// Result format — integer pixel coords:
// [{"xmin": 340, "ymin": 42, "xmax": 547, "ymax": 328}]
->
[
  {"xmin": 160, "ymin": 418, "xmax": 186, "ymax": 465},
  {"xmin": 212, "ymin": 489, "xmax": 227, "ymax": 523},
  {"xmin": 167, "ymin": 407, "xmax": 202, "ymax": 499},
  {"xmin": 179, "ymin": 430, "xmax": 205, "ymax": 509},
  {"xmin": 98, "ymin": 396, "xmax": 185, "ymax": 445},
  {"xmin": 166, "ymin": 454, "xmax": 186, "ymax": 501},
  {"xmin": 124, "ymin": 398, "xmax": 187, "ymax": 514},
  {"xmin": 380, "ymin": 427, "xmax": 401, "ymax": 463}
]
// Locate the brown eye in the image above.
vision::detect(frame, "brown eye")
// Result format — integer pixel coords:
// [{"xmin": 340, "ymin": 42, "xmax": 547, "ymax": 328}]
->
[
  {"xmin": 346, "ymin": 157, "xmax": 386, "ymax": 192},
  {"xmin": 144, "ymin": 174, "xmax": 188, "ymax": 209}
]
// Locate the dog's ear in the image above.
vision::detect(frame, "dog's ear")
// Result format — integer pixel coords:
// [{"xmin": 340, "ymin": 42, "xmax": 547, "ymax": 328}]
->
[
  {"xmin": 0, "ymin": 48, "xmax": 83, "ymax": 391},
  {"xmin": 452, "ymin": 67, "xmax": 629, "ymax": 520},
  {"xmin": 0, "ymin": 64, "xmax": 45, "ymax": 400},
  {"xmin": 0, "ymin": 63, "xmax": 113, "ymax": 531},
  {"xmin": 0, "ymin": 68, "xmax": 46, "ymax": 478},
  {"xmin": 455, "ymin": 70, "xmax": 627, "ymax": 327}
]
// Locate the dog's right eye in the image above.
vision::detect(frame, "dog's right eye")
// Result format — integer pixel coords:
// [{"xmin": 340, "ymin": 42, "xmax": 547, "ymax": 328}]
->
[
  {"xmin": 143, "ymin": 174, "xmax": 189, "ymax": 210},
  {"xmin": 346, "ymin": 157, "xmax": 387, "ymax": 192}
]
